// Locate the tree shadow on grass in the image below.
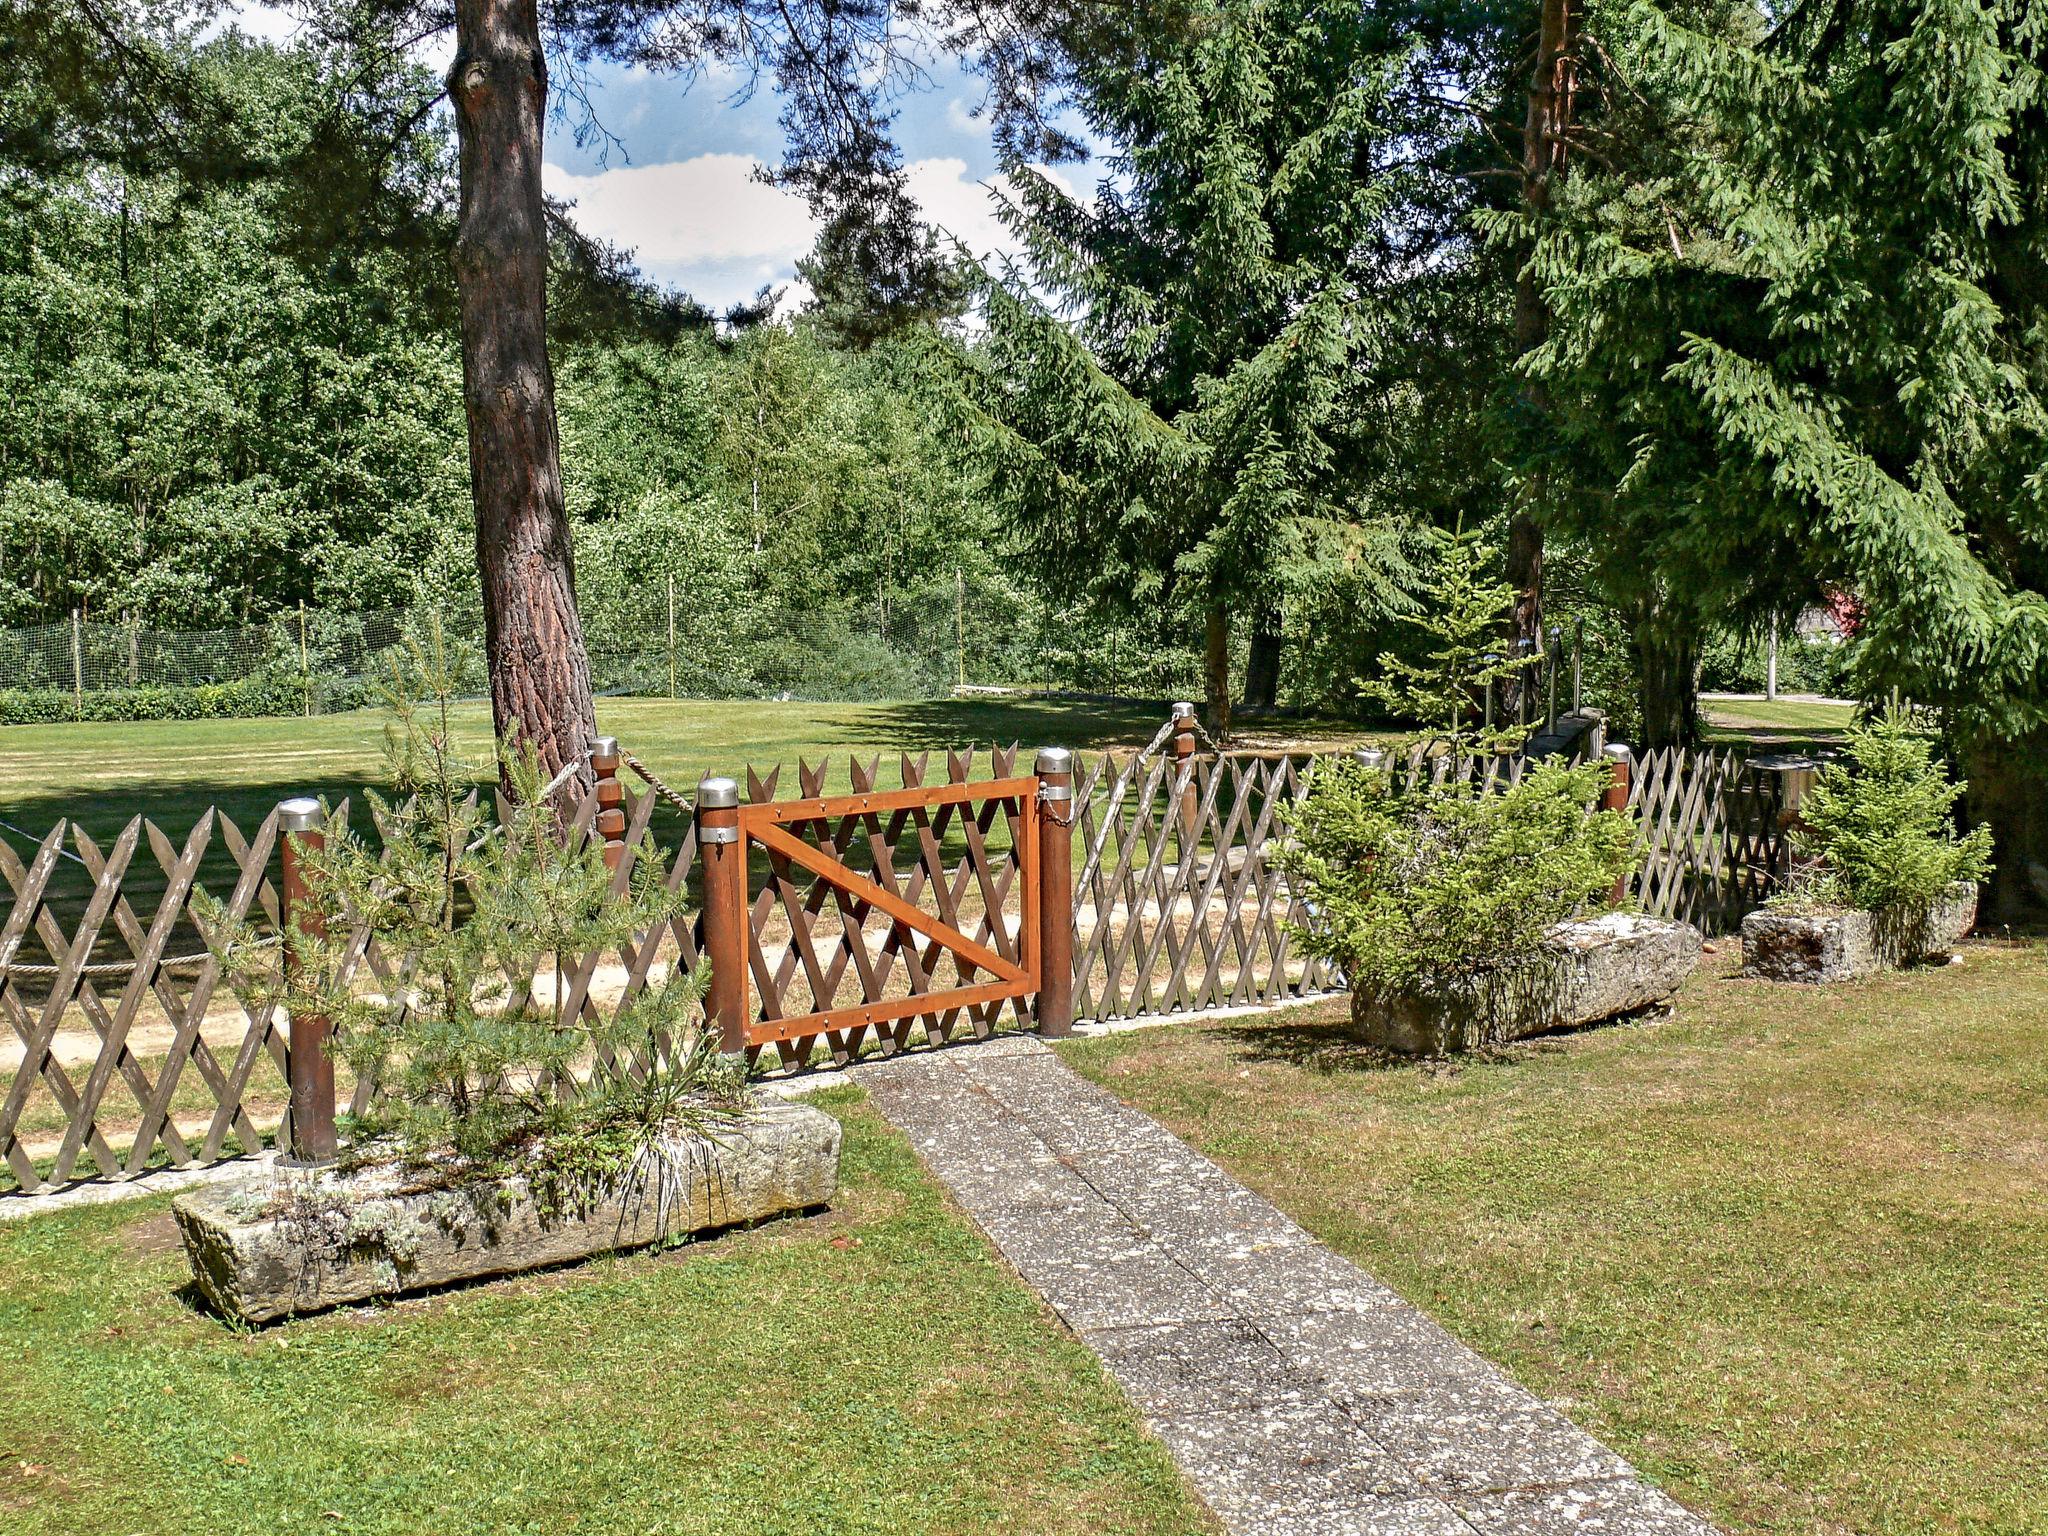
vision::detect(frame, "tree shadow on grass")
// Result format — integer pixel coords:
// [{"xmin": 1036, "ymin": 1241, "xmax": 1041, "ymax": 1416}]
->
[
  {"xmin": 1213, "ymin": 1012, "xmax": 1599, "ymax": 1077},
  {"xmin": 858, "ymin": 697, "xmax": 1167, "ymax": 757}
]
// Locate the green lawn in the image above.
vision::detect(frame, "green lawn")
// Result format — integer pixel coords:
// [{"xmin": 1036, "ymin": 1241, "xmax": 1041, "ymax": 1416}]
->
[
  {"xmin": 0, "ymin": 694, "xmax": 1392, "ymax": 841},
  {"xmin": 1700, "ymin": 694, "xmax": 1858, "ymax": 748},
  {"xmin": 0, "ymin": 696, "xmax": 1159, "ymax": 841},
  {"xmin": 0, "ymin": 1088, "xmax": 1215, "ymax": 1536},
  {"xmin": 1059, "ymin": 943, "xmax": 2048, "ymax": 1536}
]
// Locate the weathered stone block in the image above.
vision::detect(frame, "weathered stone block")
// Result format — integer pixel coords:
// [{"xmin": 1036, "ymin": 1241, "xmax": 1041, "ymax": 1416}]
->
[
  {"xmin": 1351, "ymin": 913, "xmax": 1702, "ymax": 1055},
  {"xmin": 1740, "ymin": 883, "xmax": 1977, "ymax": 984},
  {"xmin": 174, "ymin": 1099, "xmax": 841, "ymax": 1324}
]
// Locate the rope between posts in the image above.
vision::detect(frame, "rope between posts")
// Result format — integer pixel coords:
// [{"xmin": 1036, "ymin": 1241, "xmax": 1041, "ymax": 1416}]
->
[
  {"xmin": 619, "ymin": 748, "xmax": 696, "ymax": 814},
  {"xmin": 0, "ymin": 949, "xmax": 217, "ymax": 981}
]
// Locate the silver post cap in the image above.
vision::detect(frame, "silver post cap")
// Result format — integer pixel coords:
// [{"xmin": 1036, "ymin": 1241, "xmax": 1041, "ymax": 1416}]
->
[
  {"xmin": 590, "ymin": 735, "xmax": 620, "ymax": 758},
  {"xmin": 1603, "ymin": 742, "xmax": 1633, "ymax": 762},
  {"xmin": 1353, "ymin": 748, "xmax": 1385, "ymax": 769},
  {"xmin": 277, "ymin": 796, "xmax": 325, "ymax": 832},
  {"xmin": 1035, "ymin": 746, "xmax": 1073, "ymax": 774},
  {"xmin": 697, "ymin": 775, "xmax": 740, "ymax": 809},
  {"xmin": 1171, "ymin": 701, "xmax": 1197, "ymax": 720}
]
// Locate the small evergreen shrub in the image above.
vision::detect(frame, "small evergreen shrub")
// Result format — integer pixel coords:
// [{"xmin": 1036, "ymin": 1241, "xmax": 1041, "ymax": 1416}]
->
[
  {"xmin": 1286, "ymin": 756, "xmax": 1639, "ymax": 992},
  {"xmin": 204, "ymin": 625, "xmax": 739, "ymax": 1181},
  {"xmin": 1783, "ymin": 706, "xmax": 1992, "ymax": 913},
  {"xmin": 1286, "ymin": 524, "xmax": 1639, "ymax": 993}
]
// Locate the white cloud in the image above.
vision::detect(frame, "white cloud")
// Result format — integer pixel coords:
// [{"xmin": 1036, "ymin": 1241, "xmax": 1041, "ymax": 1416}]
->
[{"xmin": 545, "ymin": 152, "xmax": 1082, "ymax": 312}]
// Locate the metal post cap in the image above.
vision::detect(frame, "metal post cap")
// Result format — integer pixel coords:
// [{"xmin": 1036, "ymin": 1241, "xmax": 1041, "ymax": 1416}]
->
[
  {"xmin": 1171, "ymin": 701, "xmax": 1197, "ymax": 720},
  {"xmin": 1353, "ymin": 748, "xmax": 1385, "ymax": 769},
  {"xmin": 697, "ymin": 775, "xmax": 740, "ymax": 809},
  {"xmin": 1035, "ymin": 746, "xmax": 1073, "ymax": 774},
  {"xmin": 277, "ymin": 796, "xmax": 325, "ymax": 832},
  {"xmin": 590, "ymin": 735, "xmax": 620, "ymax": 758},
  {"xmin": 1603, "ymin": 742, "xmax": 1633, "ymax": 762}
]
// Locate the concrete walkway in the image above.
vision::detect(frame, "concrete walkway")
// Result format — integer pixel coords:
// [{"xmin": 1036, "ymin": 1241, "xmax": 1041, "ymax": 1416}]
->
[{"xmin": 859, "ymin": 1036, "xmax": 1717, "ymax": 1536}]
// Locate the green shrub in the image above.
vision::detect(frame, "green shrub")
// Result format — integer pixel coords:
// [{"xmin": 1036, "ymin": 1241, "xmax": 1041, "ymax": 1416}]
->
[
  {"xmin": 1285, "ymin": 757, "xmax": 1639, "ymax": 992},
  {"xmin": 203, "ymin": 626, "xmax": 737, "ymax": 1177},
  {"xmin": 0, "ymin": 672, "xmax": 376, "ymax": 725},
  {"xmin": 1286, "ymin": 524, "xmax": 1638, "ymax": 993},
  {"xmin": 1786, "ymin": 706, "xmax": 1992, "ymax": 913}
]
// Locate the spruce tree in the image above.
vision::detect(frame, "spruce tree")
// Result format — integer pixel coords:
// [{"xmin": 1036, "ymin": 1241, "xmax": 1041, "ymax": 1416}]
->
[
  {"xmin": 1499, "ymin": 0, "xmax": 2047, "ymax": 908},
  {"xmin": 943, "ymin": 0, "xmax": 1438, "ymax": 735}
]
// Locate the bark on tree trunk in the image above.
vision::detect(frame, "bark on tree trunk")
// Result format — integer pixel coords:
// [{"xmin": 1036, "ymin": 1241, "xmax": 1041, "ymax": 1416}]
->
[
  {"xmin": 1965, "ymin": 729, "xmax": 2048, "ymax": 922},
  {"xmin": 448, "ymin": 0, "xmax": 596, "ymax": 800},
  {"xmin": 1507, "ymin": 0, "xmax": 1578, "ymax": 657},
  {"xmin": 1631, "ymin": 601, "xmax": 1700, "ymax": 750},
  {"xmin": 1242, "ymin": 607, "xmax": 1283, "ymax": 713},
  {"xmin": 1203, "ymin": 606, "xmax": 1233, "ymax": 743}
]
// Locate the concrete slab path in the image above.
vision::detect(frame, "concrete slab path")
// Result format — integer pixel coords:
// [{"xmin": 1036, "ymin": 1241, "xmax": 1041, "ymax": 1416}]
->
[{"xmin": 858, "ymin": 1036, "xmax": 1718, "ymax": 1536}]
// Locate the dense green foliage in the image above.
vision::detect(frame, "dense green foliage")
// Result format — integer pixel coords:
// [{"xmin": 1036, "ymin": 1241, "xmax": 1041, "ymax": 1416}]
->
[
  {"xmin": 1285, "ymin": 534, "xmax": 1637, "ymax": 989},
  {"xmin": 1360, "ymin": 525, "xmax": 1540, "ymax": 774},
  {"xmin": 1788, "ymin": 707, "xmax": 1994, "ymax": 913},
  {"xmin": 1285, "ymin": 756, "xmax": 1638, "ymax": 990},
  {"xmin": 206, "ymin": 633, "xmax": 732, "ymax": 1166},
  {"xmin": 946, "ymin": 0, "xmax": 1455, "ymax": 723},
  {"xmin": 3, "ymin": 0, "xmax": 2046, "ymax": 905}
]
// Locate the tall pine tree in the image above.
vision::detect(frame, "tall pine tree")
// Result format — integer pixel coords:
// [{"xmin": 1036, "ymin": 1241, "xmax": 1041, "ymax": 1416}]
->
[
  {"xmin": 1501, "ymin": 0, "xmax": 2048, "ymax": 910},
  {"xmin": 944, "ymin": 0, "xmax": 1433, "ymax": 733}
]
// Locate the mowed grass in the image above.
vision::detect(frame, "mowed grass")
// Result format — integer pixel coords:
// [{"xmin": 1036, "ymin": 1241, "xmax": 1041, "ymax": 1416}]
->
[
  {"xmin": 1059, "ymin": 943, "xmax": 2048, "ymax": 1536},
  {"xmin": 0, "ymin": 696, "xmax": 1174, "ymax": 842},
  {"xmin": 0, "ymin": 1089, "xmax": 1216, "ymax": 1536},
  {"xmin": 1700, "ymin": 695, "xmax": 1858, "ymax": 748}
]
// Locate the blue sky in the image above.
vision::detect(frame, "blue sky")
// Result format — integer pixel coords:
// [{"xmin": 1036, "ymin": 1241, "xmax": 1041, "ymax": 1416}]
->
[
  {"xmin": 540, "ymin": 50, "xmax": 1044, "ymax": 311},
  {"xmin": 224, "ymin": 5, "xmax": 1080, "ymax": 312}
]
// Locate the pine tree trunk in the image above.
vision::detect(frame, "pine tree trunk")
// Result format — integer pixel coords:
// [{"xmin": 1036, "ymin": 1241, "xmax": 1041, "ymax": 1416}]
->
[
  {"xmin": 1632, "ymin": 603, "xmax": 1699, "ymax": 749},
  {"xmin": 1965, "ymin": 730, "xmax": 2048, "ymax": 921},
  {"xmin": 1243, "ymin": 607, "xmax": 1283, "ymax": 712},
  {"xmin": 1203, "ymin": 607, "xmax": 1233, "ymax": 742},
  {"xmin": 448, "ymin": 0, "xmax": 596, "ymax": 797},
  {"xmin": 1507, "ymin": 0, "xmax": 1577, "ymax": 654}
]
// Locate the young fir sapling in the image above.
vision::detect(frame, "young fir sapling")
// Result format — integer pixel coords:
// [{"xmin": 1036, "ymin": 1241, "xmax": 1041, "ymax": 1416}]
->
[{"xmin": 1285, "ymin": 524, "xmax": 1638, "ymax": 994}]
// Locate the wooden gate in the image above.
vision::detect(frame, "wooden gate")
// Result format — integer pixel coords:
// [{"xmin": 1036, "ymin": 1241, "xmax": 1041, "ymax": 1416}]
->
[{"xmin": 696, "ymin": 751, "xmax": 1058, "ymax": 1069}]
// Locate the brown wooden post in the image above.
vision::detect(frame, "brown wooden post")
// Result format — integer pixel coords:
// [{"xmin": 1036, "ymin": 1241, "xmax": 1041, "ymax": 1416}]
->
[
  {"xmin": 590, "ymin": 734, "xmax": 626, "ymax": 871},
  {"xmin": 278, "ymin": 797, "xmax": 338, "ymax": 1165},
  {"xmin": 1035, "ymin": 747, "xmax": 1075, "ymax": 1038},
  {"xmin": 1601, "ymin": 743, "xmax": 1634, "ymax": 907},
  {"xmin": 1171, "ymin": 700, "xmax": 1199, "ymax": 858},
  {"xmin": 697, "ymin": 775, "xmax": 747, "ymax": 1055}
]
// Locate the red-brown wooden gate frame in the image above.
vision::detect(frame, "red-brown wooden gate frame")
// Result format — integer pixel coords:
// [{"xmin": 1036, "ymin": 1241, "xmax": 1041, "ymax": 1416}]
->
[{"xmin": 696, "ymin": 759, "xmax": 1072, "ymax": 1062}]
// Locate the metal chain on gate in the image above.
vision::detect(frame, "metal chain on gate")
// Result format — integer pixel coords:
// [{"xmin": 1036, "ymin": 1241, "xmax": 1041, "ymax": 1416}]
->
[{"xmin": 1036, "ymin": 779, "xmax": 1077, "ymax": 828}]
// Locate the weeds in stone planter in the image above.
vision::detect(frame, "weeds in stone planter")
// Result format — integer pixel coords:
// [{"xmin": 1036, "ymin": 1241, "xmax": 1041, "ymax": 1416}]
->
[
  {"xmin": 201, "ymin": 622, "xmax": 744, "ymax": 1207},
  {"xmin": 1776, "ymin": 705, "xmax": 1992, "ymax": 914}
]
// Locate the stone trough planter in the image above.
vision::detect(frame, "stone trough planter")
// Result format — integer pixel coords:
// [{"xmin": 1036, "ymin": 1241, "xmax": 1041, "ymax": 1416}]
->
[
  {"xmin": 1740, "ymin": 882, "xmax": 1977, "ymax": 984},
  {"xmin": 1352, "ymin": 912, "xmax": 1703, "ymax": 1055},
  {"xmin": 174, "ymin": 1099, "xmax": 842, "ymax": 1324}
]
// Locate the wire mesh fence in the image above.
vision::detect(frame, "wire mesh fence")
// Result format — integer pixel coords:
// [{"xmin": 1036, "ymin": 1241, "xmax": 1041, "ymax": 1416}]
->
[{"xmin": 0, "ymin": 594, "xmax": 1213, "ymax": 722}]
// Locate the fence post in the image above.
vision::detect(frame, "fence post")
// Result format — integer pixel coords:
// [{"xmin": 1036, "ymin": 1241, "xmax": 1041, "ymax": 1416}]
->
[
  {"xmin": 1034, "ymin": 747, "xmax": 1074, "ymax": 1038},
  {"xmin": 1571, "ymin": 617, "xmax": 1584, "ymax": 714},
  {"xmin": 590, "ymin": 735, "xmax": 626, "ymax": 871},
  {"xmin": 697, "ymin": 775, "xmax": 747, "ymax": 1056},
  {"xmin": 1601, "ymin": 743, "xmax": 1634, "ymax": 907},
  {"xmin": 70, "ymin": 606, "xmax": 83, "ymax": 718},
  {"xmin": 1546, "ymin": 625, "xmax": 1560, "ymax": 731},
  {"xmin": 278, "ymin": 797, "xmax": 338, "ymax": 1165},
  {"xmin": 1171, "ymin": 700, "xmax": 1199, "ymax": 855}
]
